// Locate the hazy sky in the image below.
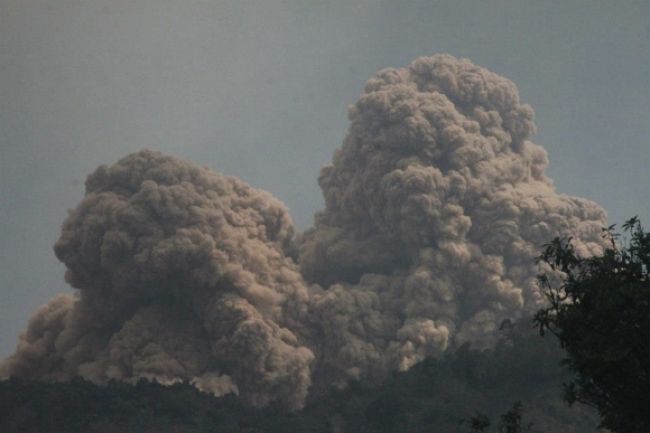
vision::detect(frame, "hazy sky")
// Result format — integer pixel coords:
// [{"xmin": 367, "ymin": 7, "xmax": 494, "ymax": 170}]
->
[{"xmin": 1, "ymin": 0, "xmax": 649, "ymax": 357}]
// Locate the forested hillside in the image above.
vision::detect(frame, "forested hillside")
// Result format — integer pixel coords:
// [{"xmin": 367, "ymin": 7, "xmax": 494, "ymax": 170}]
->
[{"xmin": 0, "ymin": 322, "xmax": 603, "ymax": 433}]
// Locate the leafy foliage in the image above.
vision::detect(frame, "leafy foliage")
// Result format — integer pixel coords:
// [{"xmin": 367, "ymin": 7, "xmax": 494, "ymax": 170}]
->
[{"xmin": 535, "ymin": 217, "xmax": 650, "ymax": 433}]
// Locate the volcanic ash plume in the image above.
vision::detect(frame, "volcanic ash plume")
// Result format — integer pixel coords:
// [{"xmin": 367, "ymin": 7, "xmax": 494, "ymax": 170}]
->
[
  {"xmin": 300, "ymin": 54, "xmax": 608, "ymax": 385},
  {"xmin": 0, "ymin": 150, "xmax": 314, "ymax": 409},
  {"xmin": 2, "ymin": 54, "xmax": 610, "ymax": 408}
]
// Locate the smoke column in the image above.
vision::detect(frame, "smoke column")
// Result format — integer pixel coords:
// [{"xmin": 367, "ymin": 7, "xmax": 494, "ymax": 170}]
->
[
  {"xmin": 1, "ymin": 54, "xmax": 608, "ymax": 408},
  {"xmin": 0, "ymin": 150, "xmax": 314, "ymax": 409},
  {"xmin": 300, "ymin": 54, "xmax": 607, "ymax": 386}
]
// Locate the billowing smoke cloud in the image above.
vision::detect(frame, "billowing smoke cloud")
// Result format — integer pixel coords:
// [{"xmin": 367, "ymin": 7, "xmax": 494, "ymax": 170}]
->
[
  {"xmin": 0, "ymin": 150, "xmax": 314, "ymax": 409},
  {"xmin": 1, "ymin": 54, "xmax": 608, "ymax": 409},
  {"xmin": 299, "ymin": 54, "xmax": 607, "ymax": 386}
]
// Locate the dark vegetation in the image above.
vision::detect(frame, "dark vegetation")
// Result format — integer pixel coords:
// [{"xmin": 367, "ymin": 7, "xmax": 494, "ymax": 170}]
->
[
  {"xmin": 464, "ymin": 401, "xmax": 533, "ymax": 433},
  {"xmin": 0, "ymin": 322, "xmax": 601, "ymax": 433},
  {"xmin": 463, "ymin": 218, "xmax": 650, "ymax": 433},
  {"xmin": 535, "ymin": 217, "xmax": 650, "ymax": 433}
]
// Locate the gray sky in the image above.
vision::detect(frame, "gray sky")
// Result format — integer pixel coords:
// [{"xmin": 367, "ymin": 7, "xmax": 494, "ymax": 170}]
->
[{"xmin": 1, "ymin": 0, "xmax": 648, "ymax": 357}]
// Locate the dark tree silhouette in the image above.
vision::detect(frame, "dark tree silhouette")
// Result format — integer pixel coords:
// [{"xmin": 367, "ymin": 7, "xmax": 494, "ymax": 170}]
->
[
  {"xmin": 463, "ymin": 402, "xmax": 532, "ymax": 433},
  {"xmin": 535, "ymin": 217, "xmax": 650, "ymax": 433},
  {"xmin": 497, "ymin": 402, "xmax": 532, "ymax": 433},
  {"xmin": 465, "ymin": 413, "xmax": 491, "ymax": 432}
]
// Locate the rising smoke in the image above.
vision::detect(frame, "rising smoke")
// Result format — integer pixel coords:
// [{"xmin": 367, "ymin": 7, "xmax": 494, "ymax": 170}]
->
[
  {"xmin": 0, "ymin": 150, "xmax": 315, "ymax": 409},
  {"xmin": 299, "ymin": 54, "xmax": 607, "ymax": 387},
  {"xmin": 1, "ymin": 54, "xmax": 608, "ymax": 409}
]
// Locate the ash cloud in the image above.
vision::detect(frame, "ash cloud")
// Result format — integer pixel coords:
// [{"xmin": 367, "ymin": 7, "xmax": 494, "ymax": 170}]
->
[
  {"xmin": 1, "ymin": 54, "xmax": 608, "ymax": 409},
  {"xmin": 0, "ymin": 150, "xmax": 314, "ymax": 410},
  {"xmin": 300, "ymin": 54, "xmax": 607, "ymax": 385}
]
